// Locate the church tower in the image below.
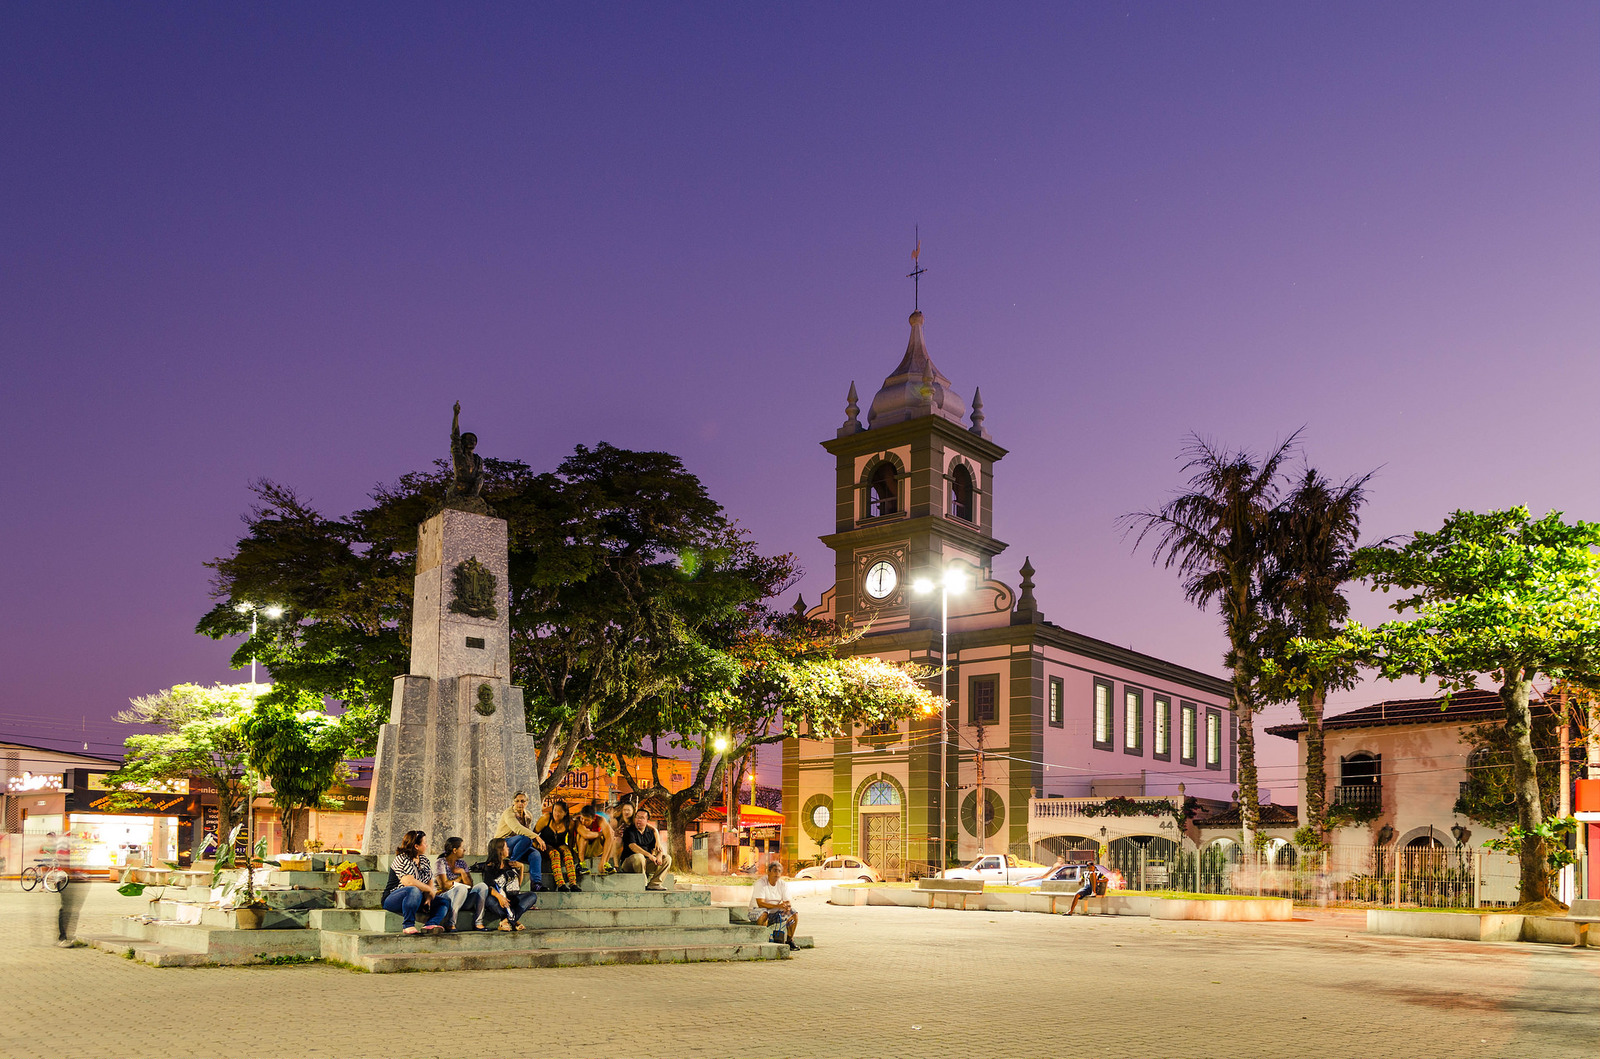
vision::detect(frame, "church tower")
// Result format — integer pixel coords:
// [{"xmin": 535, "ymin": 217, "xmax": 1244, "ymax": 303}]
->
[{"xmin": 813, "ymin": 310, "xmax": 1012, "ymax": 634}]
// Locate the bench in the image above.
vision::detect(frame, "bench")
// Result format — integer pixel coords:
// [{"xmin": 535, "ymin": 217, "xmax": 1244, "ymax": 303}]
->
[
  {"xmin": 915, "ymin": 878, "xmax": 984, "ymax": 910},
  {"xmin": 1552, "ymin": 899, "xmax": 1600, "ymax": 948}
]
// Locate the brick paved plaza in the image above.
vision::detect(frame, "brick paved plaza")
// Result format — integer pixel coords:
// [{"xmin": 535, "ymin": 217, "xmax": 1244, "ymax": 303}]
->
[{"xmin": 3, "ymin": 884, "xmax": 1596, "ymax": 1059}]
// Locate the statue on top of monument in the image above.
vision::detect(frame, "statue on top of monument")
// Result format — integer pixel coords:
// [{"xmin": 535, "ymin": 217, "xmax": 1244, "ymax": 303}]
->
[{"xmin": 442, "ymin": 401, "xmax": 493, "ymax": 515}]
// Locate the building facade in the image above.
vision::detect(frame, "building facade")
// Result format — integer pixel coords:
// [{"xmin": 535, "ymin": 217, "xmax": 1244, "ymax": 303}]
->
[{"xmin": 783, "ymin": 310, "xmax": 1235, "ymax": 878}]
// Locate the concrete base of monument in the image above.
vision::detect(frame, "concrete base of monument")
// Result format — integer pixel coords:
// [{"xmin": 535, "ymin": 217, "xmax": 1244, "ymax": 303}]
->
[{"xmin": 84, "ymin": 854, "xmax": 793, "ymax": 971}]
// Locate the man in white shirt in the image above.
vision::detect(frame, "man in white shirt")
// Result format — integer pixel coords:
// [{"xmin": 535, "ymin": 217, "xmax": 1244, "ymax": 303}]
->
[{"xmin": 749, "ymin": 861, "xmax": 799, "ymax": 951}]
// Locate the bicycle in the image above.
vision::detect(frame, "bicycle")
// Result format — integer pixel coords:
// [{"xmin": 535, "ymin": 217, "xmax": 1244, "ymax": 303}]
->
[{"xmin": 20, "ymin": 864, "xmax": 70, "ymax": 893}]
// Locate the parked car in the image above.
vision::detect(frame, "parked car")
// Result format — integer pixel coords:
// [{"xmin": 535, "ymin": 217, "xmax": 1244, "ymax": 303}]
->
[
  {"xmin": 1013, "ymin": 862, "xmax": 1127, "ymax": 891},
  {"xmin": 793, "ymin": 856, "xmax": 884, "ymax": 882},
  {"xmin": 939, "ymin": 853, "xmax": 1044, "ymax": 884}
]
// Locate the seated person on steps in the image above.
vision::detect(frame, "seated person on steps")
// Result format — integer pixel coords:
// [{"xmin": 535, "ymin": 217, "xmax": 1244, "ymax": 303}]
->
[
  {"xmin": 573, "ymin": 802, "xmax": 614, "ymax": 872},
  {"xmin": 620, "ymin": 806, "xmax": 672, "ymax": 890},
  {"xmin": 434, "ymin": 836, "xmax": 487, "ymax": 931},
  {"xmin": 749, "ymin": 860, "xmax": 800, "ymax": 951},
  {"xmin": 603, "ymin": 798, "xmax": 636, "ymax": 869},
  {"xmin": 472, "ymin": 837, "xmax": 536, "ymax": 931},
  {"xmin": 493, "ymin": 791, "xmax": 546, "ymax": 888},
  {"xmin": 382, "ymin": 830, "xmax": 451, "ymax": 935},
  {"xmin": 536, "ymin": 799, "xmax": 581, "ymax": 892}
]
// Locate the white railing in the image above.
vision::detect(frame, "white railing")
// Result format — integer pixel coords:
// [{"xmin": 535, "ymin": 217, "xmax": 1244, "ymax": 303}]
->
[{"xmin": 1029, "ymin": 796, "xmax": 1180, "ymax": 821}]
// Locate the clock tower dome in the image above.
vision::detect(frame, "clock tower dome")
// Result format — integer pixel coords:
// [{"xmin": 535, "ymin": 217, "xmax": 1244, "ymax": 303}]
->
[{"xmin": 810, "ymin": 310, "xmax": 1011, "ymax": 634}]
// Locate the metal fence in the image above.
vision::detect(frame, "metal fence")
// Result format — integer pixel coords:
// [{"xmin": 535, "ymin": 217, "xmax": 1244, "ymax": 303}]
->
[{"xmin": 1114, "ymin": 843, "xmax": 1522, "ymax": 908}]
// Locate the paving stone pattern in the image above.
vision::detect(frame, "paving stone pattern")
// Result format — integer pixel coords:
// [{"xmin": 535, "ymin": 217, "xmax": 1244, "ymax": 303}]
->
[{"xmin": 3, "ymin": 883, "xmax": 1597, "ymax": 1059}]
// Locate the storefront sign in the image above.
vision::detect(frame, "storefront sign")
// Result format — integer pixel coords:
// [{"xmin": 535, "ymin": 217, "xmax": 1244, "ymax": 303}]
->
[
  {"xmin": 6, "ymin": 771, "xmax": 63, "ymax": 792},
  {"xmin": 87, "ymin": 773, "xmax": 188, "ymax": 794}
]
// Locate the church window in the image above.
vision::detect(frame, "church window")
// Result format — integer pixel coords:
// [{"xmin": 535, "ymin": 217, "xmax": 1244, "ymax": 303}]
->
[
  {"xmin": 862, "ymin": 780, "xmax": 900, "ymax": 806},
  {"xmin": 1124, "ymin": 687, "xmax": 1144, "ymax": 755},
  {"xmin": 1205, "ymin": 709, "xmax": 1223, "ymax": 770},
  {"xmin": 949, "ymin": 463, "xmax": 975, "ymax": 522},
  {"xmin": 1179, "ymin": 701, "xmax": 1197, "ymax": 765},
  {"xmin": 868, "ymin": 463, "xmax": 899, "ymax": 518},
  {"xmin": 1093, "ymin": 678, "xmax": 1113, "ymax": 750},
  {"xmin": 969, "ymin": 675, "xmax": 998, "ymax": 725},
  {"xmin": 1153, "ymin": 695, "xmax": 1171, "ymax": 760},
  {"xmin": 1048, "ymin": 677, "xmax": 1064, "ymax": 728}
]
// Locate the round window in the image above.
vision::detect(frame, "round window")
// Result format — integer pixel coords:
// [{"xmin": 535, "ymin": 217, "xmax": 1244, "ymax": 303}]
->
[{"xmin": 811, "ymin": 804, "xmax": 832, "ymax": 829}]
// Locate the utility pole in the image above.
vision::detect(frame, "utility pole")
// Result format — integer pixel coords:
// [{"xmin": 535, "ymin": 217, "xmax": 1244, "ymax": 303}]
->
[
  {"xmin": 974, "ymin": 707, "xmax": 986, "ymax": 857},
  {"xmin": 1557, "ymin": 685, "xmax": 1572, "ymax": 903}
]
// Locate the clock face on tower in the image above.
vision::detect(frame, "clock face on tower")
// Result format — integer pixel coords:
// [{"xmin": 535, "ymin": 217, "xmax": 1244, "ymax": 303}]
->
[{"xmin": 863, "ymin": 560, "xmax": 898, "ymax": 600}]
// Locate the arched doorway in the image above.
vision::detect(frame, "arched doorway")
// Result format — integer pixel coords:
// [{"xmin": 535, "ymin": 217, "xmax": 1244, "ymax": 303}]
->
[{"xmin": 855, "ymin": 774, "xmax": 904, "ymax": 880}]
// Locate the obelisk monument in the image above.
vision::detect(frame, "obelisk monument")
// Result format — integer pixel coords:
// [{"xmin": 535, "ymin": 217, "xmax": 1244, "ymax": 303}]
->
[{"xmin": 361, "ymin": 403, "xmax": 539, "ymax": 854}]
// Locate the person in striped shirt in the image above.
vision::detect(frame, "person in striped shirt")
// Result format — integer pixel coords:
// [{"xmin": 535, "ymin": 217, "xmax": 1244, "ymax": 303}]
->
[{"xmin": 382, "ymin": 830, "xmax": 450, "ymax": 934}]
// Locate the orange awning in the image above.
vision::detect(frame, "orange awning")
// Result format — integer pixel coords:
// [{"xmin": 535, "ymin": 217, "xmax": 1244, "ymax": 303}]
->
[{"xmin": 709, "ymin": 804, "xmax": 784, "ymax": 826}]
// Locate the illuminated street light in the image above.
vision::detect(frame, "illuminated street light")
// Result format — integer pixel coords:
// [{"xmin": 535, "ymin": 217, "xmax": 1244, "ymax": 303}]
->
[
  {"xmin": 912, "ymin": 562, "xmax": 968, "ymax": 876},
  {"xmin": 235, "ymin": 601, "xmax": 286, "ymax": 685}
]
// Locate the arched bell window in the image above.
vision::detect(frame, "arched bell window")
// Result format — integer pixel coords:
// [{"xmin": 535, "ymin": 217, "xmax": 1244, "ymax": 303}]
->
[
  {"xmin": 949, "ymin": 463, "xmax": 975, "ymax": 522},
  {"xmin": 868, "ymin": 463, "xmax": 899, "ymax": 518}
]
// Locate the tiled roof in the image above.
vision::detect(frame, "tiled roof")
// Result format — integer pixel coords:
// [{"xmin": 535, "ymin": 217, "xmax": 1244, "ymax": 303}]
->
[
  {"xmin": 1195, "ymin": 802, "xmax": 1299, "ymax": 828},
  {"xmin": 1264, "ymin": 688, "xmax": 1546, "ymax": 740}
]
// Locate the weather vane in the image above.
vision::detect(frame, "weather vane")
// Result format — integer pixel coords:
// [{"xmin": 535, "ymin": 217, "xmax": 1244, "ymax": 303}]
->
[{"xmin": 907, "ymin": 226, "xmax": 926, "ymax": 311}]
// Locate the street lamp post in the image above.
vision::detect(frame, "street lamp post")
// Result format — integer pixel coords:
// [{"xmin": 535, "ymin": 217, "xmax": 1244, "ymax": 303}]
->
[
  {"xmin": 235, "ymin": 602, "xmax": 285, "ymax": 685},
  {"xmin": 913, "ymin": 565, "xmax": 967, "ymax": 877}
]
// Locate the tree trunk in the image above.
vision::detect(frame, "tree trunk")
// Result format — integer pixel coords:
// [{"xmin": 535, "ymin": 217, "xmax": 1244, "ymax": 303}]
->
[
  {"xmin": 1233, "ymin": 688, "xmax": 1262, "ymax": 839},
  {"xmin": 1499, "ymin": 676, "xmax": 1550, "ymax": 906},
  {"xmin": 1303, "ymin": 686, "xmax": 1328, "ymax": 841}
]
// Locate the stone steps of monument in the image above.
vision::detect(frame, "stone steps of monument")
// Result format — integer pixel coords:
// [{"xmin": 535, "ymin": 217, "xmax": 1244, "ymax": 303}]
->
[
  {"xmin": 337, "ymin": 888, "xmax": 386, "ymax": 909},
  {"xmin": 355, "ymin": 941, "xmax": 790, "ymax": 973},
  {"xmin": 267, "ymin": 870, "xmax": 384, "ymax": 889},
  {"xmin": 104, "ymin": 918, "xmax": 322, "ymax": 959},
  {"xmin": 322, "ymin": 921, "xmax": 773, "ymax": 960},
  {"xmin": 308, "ymin": 903, "xmax": 729, "ymax": 933}
]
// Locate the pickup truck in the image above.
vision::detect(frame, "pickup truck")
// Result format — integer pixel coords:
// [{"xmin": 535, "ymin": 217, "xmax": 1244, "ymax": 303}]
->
[{"xmin": 938, "ymin": 853, "xmax": 1043, "ymax": 884}]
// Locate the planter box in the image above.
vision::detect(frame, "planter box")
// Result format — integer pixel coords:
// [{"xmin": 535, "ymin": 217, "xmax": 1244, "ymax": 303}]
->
[
  {"xmin": 1367, "ymin": 909, "xmax": 1525, "ymax": 942},
  {"xmin": 1151, "ymin": 897, "xmax": 1291, "ymax": 922}
]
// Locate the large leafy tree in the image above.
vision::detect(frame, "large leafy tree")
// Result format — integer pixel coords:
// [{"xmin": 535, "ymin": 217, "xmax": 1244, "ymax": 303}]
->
[
  {"xmin": 1258, "ymin": 467, "xmax": 1372, "ymax": 846},
  {"xmin": 108, "ymin": 683, "xmax": 260, "ymax": 846},
  {"xmin": 200, "ymin": 444, "xmax": 793, "ymax": 795},
  {"xmin": 1123, "ymin": 432, "xmax": 1299, "ymax": 845},
  {"xmin": 1301, "ymin": 508, "xmax": 1600, "ymax": 908},
  {"xmin": 606, "ymin": 607, "xmax": 941, "ymax": 865},
  {"xmin": 241, "ymin": 689, "xmax": 350, "ymax": 853}
]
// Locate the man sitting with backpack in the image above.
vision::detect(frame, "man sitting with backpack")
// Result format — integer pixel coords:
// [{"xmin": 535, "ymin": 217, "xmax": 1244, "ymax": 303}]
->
[
  {"xmin": 1066, "ymin": 863, "xmax": 1110, "ymax": 916},
  {"xmin": 749, "ymin": 861, "xmax": 800, "ymax": 951}
]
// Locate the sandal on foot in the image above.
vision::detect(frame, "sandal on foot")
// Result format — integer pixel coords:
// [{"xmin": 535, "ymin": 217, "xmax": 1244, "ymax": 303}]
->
[
  {"xmin": 497, "ymin": 921, "xmax": 512, "ymax": 932},
  {"xmin": 402, "ymin": 926, "xmax": 420, "ymax": 935}
]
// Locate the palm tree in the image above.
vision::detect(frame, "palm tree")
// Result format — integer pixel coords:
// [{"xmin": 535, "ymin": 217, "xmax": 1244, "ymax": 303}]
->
[
  {"xmin": 1263, "ymin": 468, "xmax": 1373, "ymax": 846},
  {"xmin": 1122, "ymin": 432, "xmax": 1300, "ymax": 848}
]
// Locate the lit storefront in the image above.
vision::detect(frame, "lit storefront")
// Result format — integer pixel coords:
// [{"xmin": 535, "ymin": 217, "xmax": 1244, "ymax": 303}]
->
[{"xmin": 61, "ymin": 769, "xmax": 200, "ymax": 871}]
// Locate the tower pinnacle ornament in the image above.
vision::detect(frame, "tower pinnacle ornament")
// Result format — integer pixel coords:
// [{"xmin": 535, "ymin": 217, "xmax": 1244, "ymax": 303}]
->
[
  {"xmin": 838, "ymin": 381, "xmax": 864, "ymax": 437},
  {"xmin": 969, "ymin": 386, "xmax": 991, "ymax": 440}
]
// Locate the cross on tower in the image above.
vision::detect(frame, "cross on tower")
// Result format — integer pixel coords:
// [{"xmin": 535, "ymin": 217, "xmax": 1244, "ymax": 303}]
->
[{"xmin": 907, "ymin": 227, "xmax": 926, "ymax": 311}]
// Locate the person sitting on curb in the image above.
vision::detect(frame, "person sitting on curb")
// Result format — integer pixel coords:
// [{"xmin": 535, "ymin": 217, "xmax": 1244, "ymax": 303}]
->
[
  {"xmin": 1066, "ymin": 862, "xmax": 1107, "ymax": 916},
  {"xmin": 472, "ymin": 838, "xmax": 537, "ymax": 931},
  {"xmin": 573, "ymin": 802, "xmax": 615, "ymax": 873},
  {"xmin": 620, "ymin": 807, "xmax": 672, "ymax": 890},
  {"xmin": 493, "ymin": 791, "xmax": 546, "ymax": 888},
  {"xmin": 434, "ymin": 836, "xmax": 487, "ymax": 931},
  {"xmin": 382, "ymin": 830, "xmax": 450, "ymax": 935},
  {"xmin": 750, "ymin": 861, "xmax": 800, "ymax": 951}
]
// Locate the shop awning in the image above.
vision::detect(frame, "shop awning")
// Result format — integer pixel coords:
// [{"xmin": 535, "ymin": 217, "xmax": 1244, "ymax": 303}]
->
[{"xmin": 704, "ymin": 804, "xmax": 784, "ymax": 827}]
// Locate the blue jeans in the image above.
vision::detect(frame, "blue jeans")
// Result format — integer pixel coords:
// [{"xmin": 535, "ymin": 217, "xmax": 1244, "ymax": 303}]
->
[
  {"xmin": 504, "ymin": 836, "xmax": 544, "ymax": 885},
  {"xmin": 485, "ymin": 883, "xmax": 537, "ymax": 924},
  {"xmin": 383, "ymin": 886, "xmax": 449, "ymax": 929}
]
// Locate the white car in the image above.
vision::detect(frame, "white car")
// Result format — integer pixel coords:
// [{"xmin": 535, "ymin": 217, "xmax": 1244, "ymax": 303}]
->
[{"xmin": 793, "ymin": 856, "xmax": 884, "ymax": 882}]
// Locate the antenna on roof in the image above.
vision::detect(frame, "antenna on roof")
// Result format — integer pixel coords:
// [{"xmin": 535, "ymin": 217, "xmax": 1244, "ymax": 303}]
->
[{"xmin": 907, "ymin": 227, "xmax": 926, "ymax": 311}]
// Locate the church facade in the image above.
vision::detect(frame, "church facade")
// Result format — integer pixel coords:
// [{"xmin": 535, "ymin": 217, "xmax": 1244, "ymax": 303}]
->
[{"xmin": 782, "ymin": 310, "xmax": 1236, "ymax": 878}]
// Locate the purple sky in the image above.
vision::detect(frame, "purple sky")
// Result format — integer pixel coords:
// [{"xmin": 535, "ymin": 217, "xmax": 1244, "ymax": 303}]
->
[{"xmin": 2, "ymin": 4, "xmax": 1596, "ymax": 801}]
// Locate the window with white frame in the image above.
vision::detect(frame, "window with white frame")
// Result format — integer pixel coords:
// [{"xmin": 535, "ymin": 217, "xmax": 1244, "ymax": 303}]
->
[
  {"xmin": 1093, "ymin": 678, "xmax": 1113, "ymax": 750},
  {"xmin": 1180, "ymin": 701, "xmax": 1197, "ymax": 765},
  {"xmin": 1153, "ymin": 695, "xmax": 1171, "ymax": 760},
  {"xmin": 1205, "ymin": 709, "xmax": 1222, "ymax": 770},
  {"xmin": 1123, "ymin": 687, "xmax": 1144, "ymax": 755},
  {"xmin": 1048, "ymin": 677, "xmax": 1064, "ymax": 728}
]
